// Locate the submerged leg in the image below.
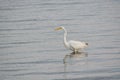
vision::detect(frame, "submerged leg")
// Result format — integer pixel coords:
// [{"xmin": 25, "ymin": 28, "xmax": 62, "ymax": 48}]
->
[{"xmin": 74, "ymin": 49, "xmax": 79, "ymax": 54}]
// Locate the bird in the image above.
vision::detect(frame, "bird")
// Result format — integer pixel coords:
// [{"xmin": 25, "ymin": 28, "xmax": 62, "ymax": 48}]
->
[{"xmin": 55, "ymin": 26, "xmax": 88, "ymax": 53}]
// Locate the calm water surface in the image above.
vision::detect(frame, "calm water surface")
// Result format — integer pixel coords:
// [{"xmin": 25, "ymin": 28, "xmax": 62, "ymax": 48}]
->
[{"xmin": 0, "ymin": 0, "xmax": 120, "ymax": 80}]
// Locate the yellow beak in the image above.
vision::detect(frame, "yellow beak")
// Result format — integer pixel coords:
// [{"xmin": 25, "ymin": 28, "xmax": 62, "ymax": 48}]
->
[{"xmin": 55, "ymin": 27, "xmax": 63, "ymax": 31}]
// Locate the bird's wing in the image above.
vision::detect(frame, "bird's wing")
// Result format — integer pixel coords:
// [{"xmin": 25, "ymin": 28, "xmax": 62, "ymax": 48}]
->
[{"xmin": 68, "ymin": 40, "xmax": 84, "ymax": 49}]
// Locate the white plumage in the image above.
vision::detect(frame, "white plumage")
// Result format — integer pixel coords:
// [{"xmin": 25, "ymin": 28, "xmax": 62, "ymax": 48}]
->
[{"xmin": 55, "ymin": 26, "xmax": 88, "ymax": 53}]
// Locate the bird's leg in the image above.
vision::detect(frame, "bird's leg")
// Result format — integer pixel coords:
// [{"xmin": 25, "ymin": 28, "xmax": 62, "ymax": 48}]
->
[{"xmin": 74, "ymin": 50, "xmax": 78, "ymax": 54}]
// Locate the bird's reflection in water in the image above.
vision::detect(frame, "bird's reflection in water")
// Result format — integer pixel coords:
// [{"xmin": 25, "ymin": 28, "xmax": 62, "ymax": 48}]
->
[
  {"xmin": 63, "ymin": 52, "xmax": 88, "ymax": 64},
  {"xmin": 63, "ymin": 52, "xmax": 88, "ymax": 79}
]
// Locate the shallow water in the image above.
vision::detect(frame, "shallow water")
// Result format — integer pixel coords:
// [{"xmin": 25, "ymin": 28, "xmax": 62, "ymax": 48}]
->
[{"xmin": 0, "ymin": 0, "xmax": 120, "ymax": 80}]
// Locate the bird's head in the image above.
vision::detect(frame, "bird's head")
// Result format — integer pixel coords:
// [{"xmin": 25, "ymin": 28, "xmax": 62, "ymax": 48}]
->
[{"xmin": 55, "ymin": 26, "xmax": 64, "ymax": 31}]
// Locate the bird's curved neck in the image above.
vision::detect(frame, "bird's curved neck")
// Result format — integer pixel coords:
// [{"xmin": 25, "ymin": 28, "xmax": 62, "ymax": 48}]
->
[{"xmin": 63, "ymin": 28, "xmax": 68, "ymax": 47}]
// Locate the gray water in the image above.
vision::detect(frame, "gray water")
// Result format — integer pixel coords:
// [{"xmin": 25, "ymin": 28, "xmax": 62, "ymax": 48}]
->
[{"xmin": 0, "ymin": 0, "xmax": 120, "ymax": 80}]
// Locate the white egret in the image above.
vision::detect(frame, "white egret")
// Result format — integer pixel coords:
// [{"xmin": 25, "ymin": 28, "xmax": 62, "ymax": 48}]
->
[{"xmin": 55, "ymin": 26, "xmax": 88, "ymax": 53}]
